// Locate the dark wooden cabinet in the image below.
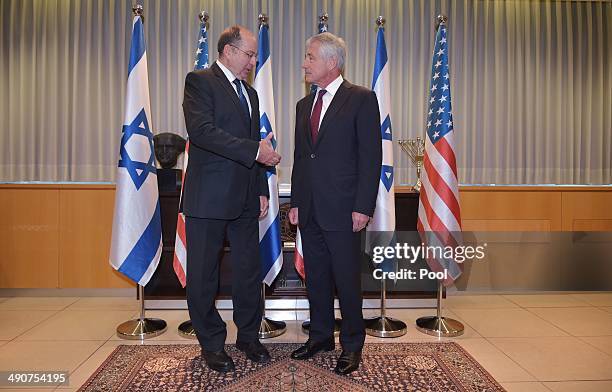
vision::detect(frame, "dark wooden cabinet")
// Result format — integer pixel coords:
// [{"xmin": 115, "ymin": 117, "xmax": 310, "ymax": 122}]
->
[{"xmin": 144, "ymin": 170, "xmax": 436, "ymax": 300}]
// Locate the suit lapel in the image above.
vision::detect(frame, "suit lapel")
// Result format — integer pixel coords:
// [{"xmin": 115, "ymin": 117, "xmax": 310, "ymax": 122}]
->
[
  {"xmin": 245, "ymin": 85, "xmax": 259, "ymax": 139},
  {"xmin": 212, "ymin": 62, "xmax": 250, "ymax": 129},
  {"xmin": 315, "ymin": 81, "xmax": 352, "ymax": 147},
  {"xmin": 302, "ymin": 93, "xmax": 316, "ymax": 150}
]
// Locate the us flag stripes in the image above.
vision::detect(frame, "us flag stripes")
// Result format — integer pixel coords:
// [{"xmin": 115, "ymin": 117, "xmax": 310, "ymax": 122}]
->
[
  {"xmin": 417, "ymin": 19, "xmax": 463, "ymax": 286},
  {"xmin": 172, "ymin": 14, "xmax": 210, "ymax": 287}
]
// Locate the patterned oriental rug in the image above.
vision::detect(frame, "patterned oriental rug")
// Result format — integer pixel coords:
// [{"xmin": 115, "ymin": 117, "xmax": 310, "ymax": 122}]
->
[{"xmin": 78, "ymin": 342, "xmax": 505, "ymax": 391}]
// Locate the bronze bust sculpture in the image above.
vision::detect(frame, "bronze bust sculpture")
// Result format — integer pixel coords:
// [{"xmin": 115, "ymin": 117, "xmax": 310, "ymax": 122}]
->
[{"xmin": 154, "ymin": 132, "xmax": 186, "ymax": 169}]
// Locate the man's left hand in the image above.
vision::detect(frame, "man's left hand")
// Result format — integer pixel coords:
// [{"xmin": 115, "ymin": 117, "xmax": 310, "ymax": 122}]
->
[
  {"xmin": 259, "ymin": 196, "xmax": 269, "ymax": 219},
  {"xmin": 352, "ymin": 212, "xmax": 370, "ymax": 232}
]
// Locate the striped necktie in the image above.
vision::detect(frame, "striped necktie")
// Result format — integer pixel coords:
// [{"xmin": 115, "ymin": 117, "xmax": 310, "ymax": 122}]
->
[
  {"xmin": 310, "ymin": 89, "xmax": 326, "ymax": 143},
  {"xmin": 233, "ymin": 78, "xmax": 250, "ymax": 121}
]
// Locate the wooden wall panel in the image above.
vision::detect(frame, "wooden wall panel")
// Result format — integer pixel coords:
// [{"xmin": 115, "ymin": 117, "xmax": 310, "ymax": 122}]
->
[
  {"xmin": 461, "ymin": 219, "xmax": 551, "ymax": 231},
  {"xmin": 58, "ymin": 188, "xmax": 133, "ymax": 288},
  {"xmin": 562, "ymin": 191, "xmax": 612, "ymax": 231},
  {"xmin": 0, "ymin": 188, "xmax": 59, "ymax": 288},
  {"xmin": 1, "ymin": 185, "xmax": 610, "ymax": 289},
  {"xmin": 571, "ymin": 220, "xmax": 612, "ymax": 231},
  {"xmin": 459, "ymin": 190, "xmax": 562, "ymax": 231}
]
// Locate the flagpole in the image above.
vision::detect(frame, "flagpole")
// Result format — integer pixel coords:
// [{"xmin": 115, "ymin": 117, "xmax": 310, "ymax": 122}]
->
[
  {"xmin": 364, "ymin": 16, "xmax": 406, "ymax": 338},
  {"xmin": 416, "ymin": 280, "xmax": 464, "ymax": 337},
  {"xmin": 259, "ymin": 282, "xmax": 286, "ymax": 338},
  {"xmin": 177, "ymin": 10, "xmax": 209, "ymax": 340},
  {"xmin": 414, "ymin": 15, "xmax": 464, "ymax": 338},
  {"xmin": 254, "ymin": 13, "xmax": 286, "ymax": 339},
  {"xmin": 117, "ymin": 284, "xmax": 167, "ymax": 339},
  {"xmin": 114, "ymin": 4, "xmax": 167, "ymax": 340}
]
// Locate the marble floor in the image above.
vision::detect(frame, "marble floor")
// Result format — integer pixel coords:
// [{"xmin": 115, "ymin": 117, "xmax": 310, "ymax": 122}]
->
[{"xmin": 1, "ymin": 293, "xmax": 612, "ymax": 391}]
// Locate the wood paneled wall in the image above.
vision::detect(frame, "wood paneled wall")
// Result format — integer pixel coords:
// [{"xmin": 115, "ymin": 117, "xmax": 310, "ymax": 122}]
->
[
  {"xmin": 1, "ymin": 185, "xmax": 610, "ymax": 288},
  {"xmin": 0, "ymin": 185, "xmax": 132, "ymax": 289}
]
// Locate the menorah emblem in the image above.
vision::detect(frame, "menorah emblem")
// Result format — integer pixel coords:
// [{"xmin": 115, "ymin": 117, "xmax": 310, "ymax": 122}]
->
[{"xmin": 398, "ymin": 138, "xmax": 425, "ymax": 192}]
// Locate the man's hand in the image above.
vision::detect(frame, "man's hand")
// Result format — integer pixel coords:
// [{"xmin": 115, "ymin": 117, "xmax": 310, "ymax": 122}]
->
[
  {"xmin": 256, "ymin": 133, "xmax": 281, "ymax": 166},
  {"xmin": 288, "ymin": 207, "xmax": 299, "ymax": 226},
  {"xmin": 259, "ymin": 196, "xmax": 269, "ymax": 219},
  {"xmin": 352, "ymin": 212, "xmax": 370, "ymax": 232}
]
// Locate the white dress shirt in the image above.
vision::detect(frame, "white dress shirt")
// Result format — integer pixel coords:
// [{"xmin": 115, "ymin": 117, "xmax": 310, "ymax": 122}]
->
[
  {"xmin": 216, "ymin": 60, "xmax": 252, "ymax": 116},
  {"xmin": 311, "ymin": 74, "xmax": 344, "ymax": 128}
]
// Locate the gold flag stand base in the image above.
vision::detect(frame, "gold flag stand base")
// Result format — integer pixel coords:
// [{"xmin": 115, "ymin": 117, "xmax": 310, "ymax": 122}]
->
[
  {"xmin": 259, "ymin": 283, "xmax": 286, "ymax": 339},
  {"xmin": 365, "ymin": 279, "xmax": 407, "ymax": 337},
  {"xmin": 117, "ymin": 285, "xmax": 167, "ymax": 340},
  {"xmin": 416, "ymin": 281, "xmax": 464, "ymax": 337},
  {"xmin": 178, "ymin": 320, "xmax": 197, "ymax": 339},
  {"xmin": 301, "ymin": 318, "xmax": 341, "ymax": 337}
]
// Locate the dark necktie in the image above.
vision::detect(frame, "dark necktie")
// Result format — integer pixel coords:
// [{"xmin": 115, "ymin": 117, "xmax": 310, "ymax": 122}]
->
[
  {"xmin": 233, "ymin": 78, "xmax": 250, "ymax": 121},
  {"xmin": 310, "ymin": 89, "xmax": 326, "ymax": 144}
]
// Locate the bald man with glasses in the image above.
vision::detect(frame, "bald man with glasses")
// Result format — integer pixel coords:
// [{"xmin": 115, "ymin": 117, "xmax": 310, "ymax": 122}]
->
[{"xmin": 182, "ymin": 24, "xmax": 280, "ymax": 373}]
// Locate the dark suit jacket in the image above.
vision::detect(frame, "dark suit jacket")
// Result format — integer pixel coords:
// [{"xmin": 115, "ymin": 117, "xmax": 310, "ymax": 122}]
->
[
  {"xmin": 182, "ymin": 62, "xmax": 268, "ymax": 220},
  {"xmin": 290, "ymin": 80, "xmax": 382, "ymax": 231}
]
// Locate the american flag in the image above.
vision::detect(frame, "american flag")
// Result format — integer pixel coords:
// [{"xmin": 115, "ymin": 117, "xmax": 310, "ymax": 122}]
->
[
  {"xmin": 295, "ymin": 15, "xmax": 330, "ymax": 280},
  {"xmin": 173, "ymin": 15, "xmax": 209, "ymax": 287},
  {"xmin": 417, "ymin": 21, "xmax": 462, "ymax": 286}
]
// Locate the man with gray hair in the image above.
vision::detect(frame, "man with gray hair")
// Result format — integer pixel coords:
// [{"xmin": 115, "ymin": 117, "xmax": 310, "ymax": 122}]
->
[{"xmin": 289, "ymin": 32, "xmax": 382, "ymax": 375}]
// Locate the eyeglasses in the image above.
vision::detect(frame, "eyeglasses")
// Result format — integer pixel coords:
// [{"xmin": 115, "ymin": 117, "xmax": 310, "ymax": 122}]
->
[{"xmin": 229, "ymin": 44, "xmax": 257, "ymax": 59}]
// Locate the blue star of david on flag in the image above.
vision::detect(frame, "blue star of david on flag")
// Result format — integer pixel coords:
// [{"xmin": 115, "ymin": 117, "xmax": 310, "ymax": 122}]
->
[
  {"xmin": 381, "ymin": 115, "xmax": 393, "ymax": 141},
  {"xmin": 118, "ymin": 109, "xmax": 157, "ymax": 190},
  {"xmin": 381, "ymin": 165, "xmax": 394, "ymax": 192},
  {"xmin": 259, "ymin": 113, "xmax": 277, "ymax": 176}
]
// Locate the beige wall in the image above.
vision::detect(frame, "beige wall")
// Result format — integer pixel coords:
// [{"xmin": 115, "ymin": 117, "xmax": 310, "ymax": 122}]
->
[{"xmin": 1, "ymin": 185, "xmax": 611, "ymax": 289}]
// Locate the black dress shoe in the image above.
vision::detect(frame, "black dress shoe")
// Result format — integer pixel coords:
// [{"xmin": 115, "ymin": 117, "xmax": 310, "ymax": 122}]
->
[
  {"xmin": 334, "ymin": 350, "xmax": 361, "ymax": 375},
  {"xmin": 290, "ymin": 338, "xmax": 335, "ymax": 360},
  {"xmin": 236, "ymin": 340, "xmax": 271, "ymax": 363},
  {"xmin": 202, "ymin": 349, "xmax": 235, "ymax": 373}
]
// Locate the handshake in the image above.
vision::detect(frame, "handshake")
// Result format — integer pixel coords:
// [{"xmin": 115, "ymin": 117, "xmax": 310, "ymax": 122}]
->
[{"xmin": 256, "ymin": 132, "xmax": 282, "ymax": 166}]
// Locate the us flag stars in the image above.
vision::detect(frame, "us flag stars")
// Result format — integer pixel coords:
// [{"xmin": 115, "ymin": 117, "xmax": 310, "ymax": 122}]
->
[
  {"xmin": 193, "ymin": 21, "xmax": 209, "ymax": 70},
  {"xmin": 426, "ymin": 25, "xmax": 453, "ymax": 142}
]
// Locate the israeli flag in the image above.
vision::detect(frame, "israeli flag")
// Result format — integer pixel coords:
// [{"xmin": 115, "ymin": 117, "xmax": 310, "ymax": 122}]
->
[
  {"xmin": 109, "ymin": 15, "xmax": 162, "ymax": 286},
  {"xmin": 368, "ymin": 25, "xmax": 396, "ymax": 233},
  {"xmin": 254, "ymin": 22, "xmax": 283, "ymax": 286},
  {"xmin": 366, "ymin": 24, "xmax": 396, "ymax": 275}
]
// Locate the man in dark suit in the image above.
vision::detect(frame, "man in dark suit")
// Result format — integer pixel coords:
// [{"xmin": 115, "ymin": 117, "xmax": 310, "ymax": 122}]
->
[
  {"xmin": 182, "ymin": 25, "xmax": 281, "ymax": 373},
  {"xmin": 288, "ymin": 32, "xmax": 382, "ymax": 375}
]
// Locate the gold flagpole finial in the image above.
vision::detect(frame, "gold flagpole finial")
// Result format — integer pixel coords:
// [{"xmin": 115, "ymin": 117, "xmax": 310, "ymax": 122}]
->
[
  {"xmin": 199, "ymin": 11, "xmax": 209, "ymax": 23},
  {"xmin": 258, "ymin": 13, "xmax": 269, "ymax": 27},
  {"xmin": 436, "ymin": 15, "xmax": 448, "ymax": 31},
  {"xmin": 376, "ymin": 16, "xmax": 385, "ymax": 28},
  {"xmin": 132, "ymin": 4, "xmax": 143, "ymax": 17}
]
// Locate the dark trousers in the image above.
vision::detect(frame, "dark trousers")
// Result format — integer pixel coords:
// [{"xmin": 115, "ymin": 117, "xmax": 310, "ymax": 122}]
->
[
  {"xmin": 301, "ymin": 213, "xmax": 365, "ymax": 352},
  {"xmin": 185, "ymin": 215, "xmax": 262, "ymax": 352}
]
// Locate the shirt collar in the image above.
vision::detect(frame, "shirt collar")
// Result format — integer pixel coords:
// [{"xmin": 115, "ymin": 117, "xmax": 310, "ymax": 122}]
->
[
  {"xmin": 316, "ymin": 74, "xmax": 344, "ymax": 97},
  {"xmin": 216, "ymin": 60, "xmax": 239, "ymax": 85}
]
